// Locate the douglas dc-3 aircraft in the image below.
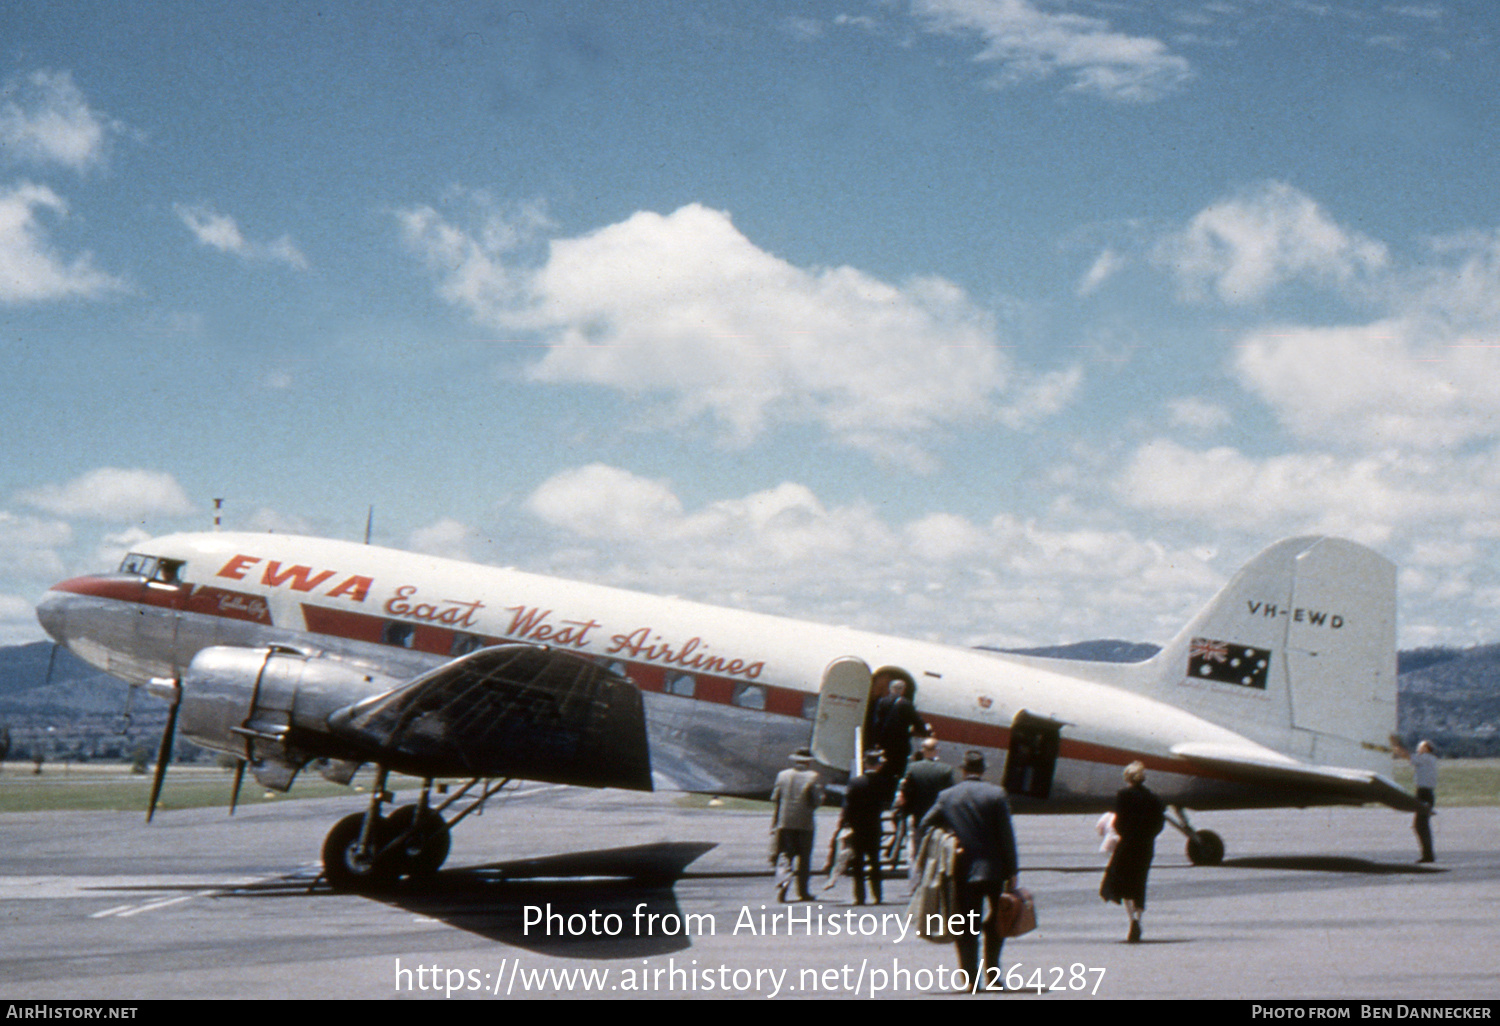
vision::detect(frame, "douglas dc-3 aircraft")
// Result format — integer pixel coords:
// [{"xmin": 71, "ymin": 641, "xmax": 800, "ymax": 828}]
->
[{"xmin": 36, "ymin": 531, "xmax": 1419, "ymax": 890}]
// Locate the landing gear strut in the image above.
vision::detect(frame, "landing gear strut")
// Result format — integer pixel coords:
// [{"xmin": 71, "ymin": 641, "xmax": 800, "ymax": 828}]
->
[
  {"xmin": 385, "ymin": 780, "xmax": 451, "ymax": 880},
  {"xmin": 321, "ymin": 772, "xmax": 510, "ymax": 892},
  {"xmin": 1166, "ymin": 805, "xmax": 1225, "ymax": 866},
  {"xmin": 322, "ymin": 766, "xmax": 398, "ymax": 891}
]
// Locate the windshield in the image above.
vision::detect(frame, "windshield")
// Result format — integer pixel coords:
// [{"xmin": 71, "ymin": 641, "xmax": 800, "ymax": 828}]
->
[{"xmin": 119, "ymin": 552, "xmax": 184, "ymax": 585}]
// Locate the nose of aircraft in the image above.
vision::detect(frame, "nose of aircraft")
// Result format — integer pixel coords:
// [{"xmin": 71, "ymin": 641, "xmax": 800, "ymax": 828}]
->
[{"xmin": 35, "ymin": 588, "xmax": 70, "ymax": 644}]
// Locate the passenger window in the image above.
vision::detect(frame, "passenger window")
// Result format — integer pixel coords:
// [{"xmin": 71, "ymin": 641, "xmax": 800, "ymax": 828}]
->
[
  {"xmin": 732, "ymin": 684, "xmax": 766, "ymax": 710},
  {"xmin": 450, "ymin": 632, "xmax": 483, "ymax": 656},
  {"xmin": 381, "ymin": 621, "xmax": 415, "ymax": 648},
  {"xmin": 666, "ymin": 672, "xmax": 696, "ymax": 697}
]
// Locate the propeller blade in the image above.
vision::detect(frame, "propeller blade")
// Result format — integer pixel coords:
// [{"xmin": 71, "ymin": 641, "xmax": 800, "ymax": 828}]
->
[
  {"xmin": 146, "ymin": 697, "xmax": 180, "ymax": 823},
  {"xmin": 229, "ymin": 760, "xmax": 246, "ymax": 816}
]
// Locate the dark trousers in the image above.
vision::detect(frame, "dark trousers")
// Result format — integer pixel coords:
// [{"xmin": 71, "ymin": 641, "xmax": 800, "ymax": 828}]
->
[
  {"xmin": 849, "ymin": 842, "xmax": 883, "ymax": 905},
  {"xmin": 954, "ymin": 880, "xmax": 1006, "ymax": 990},
  {"xmin": 1414, "ymin": 787, "xmax": 1435, "ymax": 861},
  {"xmin": 776, "ymin": 829, "xmax": 814, "ymax": 899}
]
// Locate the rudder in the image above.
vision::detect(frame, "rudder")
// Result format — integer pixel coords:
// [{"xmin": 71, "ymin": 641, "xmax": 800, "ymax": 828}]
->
[{"xmin": 1141, "ymin": 536, "xmax": 1397, "ymax": 773}]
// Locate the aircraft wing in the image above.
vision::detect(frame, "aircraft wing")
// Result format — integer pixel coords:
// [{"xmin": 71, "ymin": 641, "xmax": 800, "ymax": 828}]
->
[
  {"xmin": 1170, "ymin": 742, "xmax": 1420, "ymax": 812},
  {"xmin": 326, "ymin": 644, "xmax": 653, "ymax": 790}
]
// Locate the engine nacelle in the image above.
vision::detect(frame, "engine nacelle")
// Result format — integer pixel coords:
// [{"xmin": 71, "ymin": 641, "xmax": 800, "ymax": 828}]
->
[{"xmin": 177, "ymin": 645, "xmax": 396, "ymax": 786}]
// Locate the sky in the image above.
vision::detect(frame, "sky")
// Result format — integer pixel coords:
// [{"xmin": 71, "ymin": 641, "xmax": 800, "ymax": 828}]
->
[{"xmin": 2, "ymin": 0, "xmax": 1499, "ymax": 652}]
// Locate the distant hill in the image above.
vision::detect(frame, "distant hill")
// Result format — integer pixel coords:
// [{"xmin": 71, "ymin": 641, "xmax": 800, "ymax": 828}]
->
[
  {"xmin": 1394, "ymin": 644, "xmax": 1500, "ymax": 756},
  {"xmin": 0, "ymin": 641, "xmax": 132, "ymax": 716},
  {"xmin": 988, "ymin": 639, "xmax": 1160, "ymax": 663},
  {"xmin": 2, "ymin": 637, "xmax": 1497, "ymax": 759},
  {"xmin": 0, "ymin": 642, "xmax": 169, "ymax": 764}
]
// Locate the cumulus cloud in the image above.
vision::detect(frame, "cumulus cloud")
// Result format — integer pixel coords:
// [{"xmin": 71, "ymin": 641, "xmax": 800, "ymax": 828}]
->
[
  {"xmin": 527, "ymin": 466, "xmax": 895, "ymax": 570},
  {"xmin": 520, "ymin": 463, "xmax": 1221, "ymax": 646},
  {"xmin": 0, "ymin": 512, "xmax": 73, "ymax": 578},
  {"xmin": 18, "ymin": 468, "xmax": 196, "ymax": 521},
  {"xmin": 1154, "ymin": 181, "xmax": 1388, "ymax": 304},
  {"xmin": 912, "ymin": 0, "xmax": 1193, "ymax": 102},
  {"xmin": 1227, "ymin": 230, "xmax": 1500, "ymax": 451},
  {"xmin": 1112, "ymin": 438, "xmax": 1479, "ymax": 540},
  {"xmin": 174, "ymin": 203, "xmax": 309, "ymax": 269},
  {"xmin": 400, "ymin": 200, "xmax": 1054, "ymax": 464},
  {"xmin": 0, "ymin": 70, "xmax": 124, "ymax": 171},
  {"xmin": 1077, "ymin": 247, "xmax": 1127, "ymax": 295},
  {"xmin": 0, "ymin": 182, "xmax": 126, "ymax": 303},
  {"xmin": 408, "ymin": 518, "xmax": 479, "ymax": 561},
  {"xmin": 526, "ymin": 464, "xmax": 685, "ymax": 542},
  {"xmin": 241, "ymin": 507, "xmax": 317, "ymax": 535},
  {"xmin": 1166, "ymin": 397, "xmax": 1230, "ymax": 432},
  {"xmin": 0, "ymin": 593, "xmax": 47, "ymax": 646},
  {"xmin": 998, "ymin": 365, "xmax": 1084, "ymax": 429}
]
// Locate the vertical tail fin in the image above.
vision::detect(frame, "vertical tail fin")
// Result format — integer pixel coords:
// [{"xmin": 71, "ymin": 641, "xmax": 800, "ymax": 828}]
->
[{"xmin": 1140, "ymin": 536, "xmax": 1397, "ymax": 773}]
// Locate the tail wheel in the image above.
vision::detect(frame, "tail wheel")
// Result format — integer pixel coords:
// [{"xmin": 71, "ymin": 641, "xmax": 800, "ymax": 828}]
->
[
  {"xmin": 386, "ymin": 804, "xmax": 452, "ymax": 879},
  {"xmin": 323, "ymin": 812, "xmax": 396, "ymax": 892},
  {"xmin": 1186, "ymin": 829, "xmax": 1225, "ymax": 866}
]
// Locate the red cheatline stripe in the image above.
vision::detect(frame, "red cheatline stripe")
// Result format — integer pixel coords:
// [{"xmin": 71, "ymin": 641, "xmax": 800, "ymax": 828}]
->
[{"xmin": 56, "ymin": 584, "xmax": 1223, "ymax": 781}]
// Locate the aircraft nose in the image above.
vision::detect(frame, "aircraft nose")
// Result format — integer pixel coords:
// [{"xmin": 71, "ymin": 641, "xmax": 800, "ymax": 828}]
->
[{"xmin": 35, "ymin": 588, "xmax": 70, "ymax": 644}]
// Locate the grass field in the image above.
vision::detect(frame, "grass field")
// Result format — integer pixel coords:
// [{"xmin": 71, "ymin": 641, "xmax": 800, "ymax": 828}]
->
[
  {"xmin": 0, "ymin": 762, "xmax": 428, "ymax": 814},
  {"xmin": 3, "ymin": 759, "xmax": 1495, "ymax": 814},
  {"xmin": 1388, "ymin": 758, "xmax": 1499, "ymax": 807}
]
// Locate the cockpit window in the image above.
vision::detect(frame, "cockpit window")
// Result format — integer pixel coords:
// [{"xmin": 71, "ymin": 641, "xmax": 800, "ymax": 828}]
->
[
  {"xmin": 119, "ymin": 553, "xmax": 184, "ymax": 585},
  {"xmin": 120, "ymin": 553, "xmax": 159, "ymax": 578}
]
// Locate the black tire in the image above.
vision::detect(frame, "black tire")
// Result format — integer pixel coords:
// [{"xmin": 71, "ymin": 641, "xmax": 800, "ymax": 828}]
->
[
  {"xmin": 322, "ymin": 812, "xmax": 396, "ymax": 892},
  {"xmin": 385, "ymin": 804, "xmax": 451, "ymax": 879},
  {"xmin": 1186, "ymin": 829, "xmax": 1225, "ymax": 866}
]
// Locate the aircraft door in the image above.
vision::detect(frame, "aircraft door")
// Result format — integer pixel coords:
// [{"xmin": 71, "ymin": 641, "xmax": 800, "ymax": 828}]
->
[
  {"xmin": 811, "ymin": 657, "xmax": 872, "ymax": 773},
  {"xmin": 1002, "ymin": 709, "xmax": 1064, "ymax": 800}
]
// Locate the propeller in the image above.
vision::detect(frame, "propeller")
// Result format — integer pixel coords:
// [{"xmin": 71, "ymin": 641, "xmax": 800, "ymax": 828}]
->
[
  {"xmin": 228, "ymin": 759, "xmax": 246, "ymax": 815},
  {"xmin": 144, "ymin": 678, "xmax": 182, "ymax": 823}
]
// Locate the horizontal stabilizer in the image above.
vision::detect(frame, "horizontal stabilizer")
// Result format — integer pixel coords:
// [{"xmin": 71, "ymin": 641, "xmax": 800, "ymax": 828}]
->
[{"xmin": 1170, "ymin": 741, "xmax": 1419, "ymax": 812}]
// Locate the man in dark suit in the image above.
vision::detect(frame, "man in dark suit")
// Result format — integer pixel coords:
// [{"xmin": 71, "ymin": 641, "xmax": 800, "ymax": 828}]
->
[
  {"xmin": 870, "ymin": 671, "xmax": 926, "ymax": 782},
  {"xmin": 897, "ymin": 738, "xmax": 957, "ymax": 863},
  {"xmin": 919, "ymin": 750, "xmax": 1019, "ymax": 991},
  {"xmin": 837, "ymin": 749, "xmax": 888, "ymax": 905}
]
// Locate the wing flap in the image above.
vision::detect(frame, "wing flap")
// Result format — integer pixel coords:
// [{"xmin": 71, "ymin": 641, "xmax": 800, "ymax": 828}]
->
[
  {"xmin": 1171, "ymin": 741, "xmax": 1419, "ymax": 812},
  {"xmin": 327, "ymin": 644, "xmax": 653, "ymax": 790}
]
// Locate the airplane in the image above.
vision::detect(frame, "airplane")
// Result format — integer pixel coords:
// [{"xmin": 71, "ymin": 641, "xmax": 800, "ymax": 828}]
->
[{"xmin": 34, "ymin": 530, "xmax": 1420, "ymax": 891}]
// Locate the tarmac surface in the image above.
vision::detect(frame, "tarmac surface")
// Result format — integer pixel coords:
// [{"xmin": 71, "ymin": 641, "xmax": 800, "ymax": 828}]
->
[{"xmin": 0, "ymin": 784, "xmax": 1495, "ymax": 1001}]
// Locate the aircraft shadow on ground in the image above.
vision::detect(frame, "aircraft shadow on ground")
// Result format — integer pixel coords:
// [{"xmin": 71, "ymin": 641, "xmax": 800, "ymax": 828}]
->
[
  {"xmin": 1025, "ymin": 855, "xmax": 1441, "ymax": 877},
  {"xmin": 377, "ymin": 841, "xmax": 719, "ymax": 956},
  {"xmin": 1219, "ymin": 855, "xmax": 1442, "ymax": 875},
  {"xmin": 92, "ymin": 842, "xmax": 718, "ymax": 956}
]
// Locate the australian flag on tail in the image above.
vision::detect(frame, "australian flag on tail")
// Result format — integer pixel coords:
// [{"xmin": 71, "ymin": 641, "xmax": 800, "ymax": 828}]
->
[{"xmin": 1188, "ymin": 637, "xmax": 1271, "ymax": 690}]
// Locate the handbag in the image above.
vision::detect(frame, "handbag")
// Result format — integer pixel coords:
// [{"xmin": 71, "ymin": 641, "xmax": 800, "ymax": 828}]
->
[{"xmin": 998, "ymin": 887, "xmax": 1037, "ymax": 937}]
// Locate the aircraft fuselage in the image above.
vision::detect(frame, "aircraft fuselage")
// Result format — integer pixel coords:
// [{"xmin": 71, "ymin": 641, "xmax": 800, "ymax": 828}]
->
[{"xmin": 35, "ymin": 531, "xmax": 1374, "ymax": 811}]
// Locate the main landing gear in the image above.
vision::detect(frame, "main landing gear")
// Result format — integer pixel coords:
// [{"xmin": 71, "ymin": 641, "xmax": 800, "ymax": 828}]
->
[
  {"xmin": 1166, "ymin": 805, "xmax": 1225, "ymax": 866},
  {"xmin": 320, "ymin": 768, "xmax": 510, "ymax": 892}
]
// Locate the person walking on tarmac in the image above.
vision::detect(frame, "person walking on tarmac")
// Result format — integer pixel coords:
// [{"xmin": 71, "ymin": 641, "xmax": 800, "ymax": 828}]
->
[
  {"xmin": 1099, "ymin": 761, "xmax": 1165, "ymax": 943},
  {"xmin": 769, "ymin": 747, "xmax": 824, "ymax": 901},
  {"xmin": 919, "ymin": 750, "xmax": 1019, "ymax": 991},
  {"xmin": 838, "ymin": 749, "xmax": 888, "ymax": 905}
]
